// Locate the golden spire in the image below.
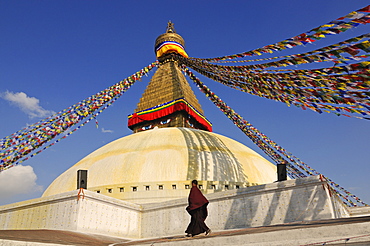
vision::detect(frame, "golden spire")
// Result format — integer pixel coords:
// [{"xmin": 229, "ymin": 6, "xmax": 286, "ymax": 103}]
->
[
  {"xmin": 166, "ymin": 21, "xmax": 176, "ymax": 33},
  {"xmin": 128, "ymin": 23, "xmax": 211, "ymax": 133}
]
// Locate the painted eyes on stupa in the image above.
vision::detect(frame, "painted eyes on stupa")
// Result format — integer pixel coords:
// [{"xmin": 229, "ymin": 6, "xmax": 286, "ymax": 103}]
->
[
  {"xmin": 140, "ymin": 118, "xmax": 172, "ymax": 131},
  {"xmin": 160, "ymin": 119, "xmax": 171, "ymax": 125},
  {"xmin": 186, "ymin": 120, "xmax": 194, "ymax": 127},
  {"xmin": 141, "ymin": 125, "xmax": 153, "ymax": 131}
]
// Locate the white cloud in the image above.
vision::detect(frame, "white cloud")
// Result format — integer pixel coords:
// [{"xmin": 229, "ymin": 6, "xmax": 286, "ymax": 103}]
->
[
  {"xmin": 102, "ymin": 128, "xmax": 114, "ymax": 133},
  {"xmin": 0, "ymin": 165, "xmax": 43, "ymax": 199},
  {"xmin": 1, "ymin": 91, "xmax": 55, "ymax": 118}
]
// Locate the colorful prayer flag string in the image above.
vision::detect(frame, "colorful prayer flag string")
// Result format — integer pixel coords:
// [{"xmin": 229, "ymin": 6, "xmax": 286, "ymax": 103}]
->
[
  {"xmin": 191, "ymin": 5, "xmax": 370, "ymax": 62},
  {"xmin": 179, "ymin": 52, "xmax": 370, "ymax": 120},
  {"xmin": 0, "ymin": 62, "xmax": 157, "ymax": 172},
  {"xmin": 191, "ymin": 34, "xmax": 370, "ymax": 64}
]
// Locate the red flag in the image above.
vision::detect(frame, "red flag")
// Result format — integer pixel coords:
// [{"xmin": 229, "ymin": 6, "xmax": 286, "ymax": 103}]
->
[
  {"xmin": 358, "ymin": 5, "xmax": 370, "ymax": 12},
  {"xmin": 343, "ymin": 47, "xmax": 360, "ymax": 56}
]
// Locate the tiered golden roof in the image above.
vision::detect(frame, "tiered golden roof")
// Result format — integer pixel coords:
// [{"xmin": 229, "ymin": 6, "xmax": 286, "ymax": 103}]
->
[{"xmin": 134, "ymin": 61, "xmax": 203, "ymax": 114}]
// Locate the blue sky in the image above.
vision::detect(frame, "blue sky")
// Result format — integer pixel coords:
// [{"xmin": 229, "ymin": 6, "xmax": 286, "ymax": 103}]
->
[{"xmin": 0, "ymin": 1, "xmax": 369, "ymax": 206}]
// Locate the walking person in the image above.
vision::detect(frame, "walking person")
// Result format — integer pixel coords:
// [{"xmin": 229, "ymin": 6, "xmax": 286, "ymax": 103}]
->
[{"xmin": 185, "ymin": 180, "xmax": 211, "ymax": 237}]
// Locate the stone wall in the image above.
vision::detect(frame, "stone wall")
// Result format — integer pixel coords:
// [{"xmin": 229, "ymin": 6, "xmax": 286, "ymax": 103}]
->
[
  {"xmin": 141, "ymin": 175, "xmax": 350, "ymax": 238},
  {"xmin": 0, "ymin": 191, "xmax": 142, "ymax": 238},
  {"xmin": 0, "ymin": 176, "xmax": 351, "ymax": 239}
]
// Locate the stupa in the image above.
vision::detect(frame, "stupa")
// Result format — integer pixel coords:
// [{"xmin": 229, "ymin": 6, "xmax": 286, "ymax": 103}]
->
[{"xmin": 42, "ymin": 21, "xmax": 277, "ymax": 203}]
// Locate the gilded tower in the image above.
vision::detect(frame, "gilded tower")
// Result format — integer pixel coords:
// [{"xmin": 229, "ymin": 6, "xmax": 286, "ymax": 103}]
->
[{"xmin": 128, "ymin": 22, "xmax": 212, "ymax": 133}]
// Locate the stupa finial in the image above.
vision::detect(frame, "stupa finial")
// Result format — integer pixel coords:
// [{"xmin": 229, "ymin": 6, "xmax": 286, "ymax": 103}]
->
[
  {"xmin": 154, "ymin": 21, "xmax": 187, "ymax": 59},
  {"xmin": 166, "ymin": 21, "xmax": 176, "ymax": 33}
]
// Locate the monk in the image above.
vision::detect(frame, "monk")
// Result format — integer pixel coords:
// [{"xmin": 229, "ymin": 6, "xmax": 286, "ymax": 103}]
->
[{"xmin": 185, "ymin": 180, "xmax": 211, "ymax": 237}]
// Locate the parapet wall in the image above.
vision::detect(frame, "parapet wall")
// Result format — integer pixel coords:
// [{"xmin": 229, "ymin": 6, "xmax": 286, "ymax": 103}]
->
[
  {"xmin": 0, "ymin": 190, "xmax": 143, "ymax": 238},
  {"xmin": 0, "ymin": 176, "xmax": 351, "ymax": 239},
  {"xmin": 140, "ymin": 175, "xmax": 350, "ymax": 238}
]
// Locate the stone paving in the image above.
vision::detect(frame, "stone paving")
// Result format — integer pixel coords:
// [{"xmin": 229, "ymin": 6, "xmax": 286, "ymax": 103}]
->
[{"xmin": 1, "ymin": 216, "xmax": 370, "ymax": 246}]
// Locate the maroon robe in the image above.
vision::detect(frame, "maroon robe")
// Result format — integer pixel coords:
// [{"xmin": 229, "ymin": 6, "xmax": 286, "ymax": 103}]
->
[{"xmin": 185, "ymin": 186, "xmax": 209, "ymax": 236}]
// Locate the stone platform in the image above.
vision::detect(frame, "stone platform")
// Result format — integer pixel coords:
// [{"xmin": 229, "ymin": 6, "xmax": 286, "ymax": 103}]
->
[{"xmin": 1, "ymin": 175, "xmax": 369, "ymax": 244}]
